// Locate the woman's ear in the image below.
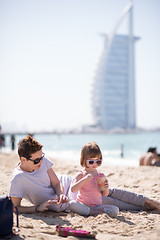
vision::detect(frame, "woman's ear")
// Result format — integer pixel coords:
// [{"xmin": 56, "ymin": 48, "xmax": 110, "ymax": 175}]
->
[{"xmin": 21, "ymin": 156, "xmax": 26, "ymax": 162}]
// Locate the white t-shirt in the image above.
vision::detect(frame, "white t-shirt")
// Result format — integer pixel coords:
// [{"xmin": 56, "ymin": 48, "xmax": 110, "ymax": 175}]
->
[{"xmin": 9, "ymin": 157, "xmax": 56, "ymax": 205}]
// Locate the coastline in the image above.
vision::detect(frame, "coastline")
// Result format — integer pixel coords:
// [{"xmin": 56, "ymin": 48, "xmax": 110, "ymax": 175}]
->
[{"xmin": 0, "ymin": 152, "xmax": 160, "ymax": 240}]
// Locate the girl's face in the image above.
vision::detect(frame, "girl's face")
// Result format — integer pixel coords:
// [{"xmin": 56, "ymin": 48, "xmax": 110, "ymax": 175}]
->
[{"xmin": 85, "ymin": 156, "xmax": 102, "ymax": 169}]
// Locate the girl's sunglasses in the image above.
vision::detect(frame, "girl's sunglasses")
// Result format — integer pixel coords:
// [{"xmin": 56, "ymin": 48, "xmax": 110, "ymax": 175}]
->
[
  {"xmin": 87, "ymin": 159, "xmax": 102, "ymax": 165},
  {"xmin": 27, "ymin": 153, "xmax": 45, "ymax": 165}
]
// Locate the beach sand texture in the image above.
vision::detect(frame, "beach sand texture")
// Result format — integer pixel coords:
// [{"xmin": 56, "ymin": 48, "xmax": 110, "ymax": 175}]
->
[{"xmin": 0, "ymin": 152, "xmax": 160, "ymax": 240}]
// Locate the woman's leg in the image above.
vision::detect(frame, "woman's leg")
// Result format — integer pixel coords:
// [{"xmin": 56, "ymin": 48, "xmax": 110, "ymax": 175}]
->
[
  {"xmin": 105, "ymin": 188, "xmax": 160, "ymax": 211},
  {"xmin": 48, "ymin": 201, "xmax": 69, "ymax": 212},
  {"xmin": 102, "ymin": 196, "xmax": 145, "ymax": 211},
  {"xmin": 107, "ymin": 188, "xmax": 146, "ymax": 209},
  {"xmin": 145, "ymin": 198, "xmax": 160, "ymax": 210},
  {"xmin": 108, "ymin": 188, "xmax": 146, "ymax": 206},
  {"xmin": 58, "ymin": 175, "xmax": 77, "ymax": 200},
  {"xmin": 101, "ymin": 188, "xmax": 146, "ymax": 210}
]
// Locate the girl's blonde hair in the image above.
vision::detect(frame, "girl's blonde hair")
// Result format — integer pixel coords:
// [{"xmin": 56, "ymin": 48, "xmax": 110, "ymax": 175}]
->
[{"xmin": 80, "ymin": 142, "xmax": 102, "ymax": 167}]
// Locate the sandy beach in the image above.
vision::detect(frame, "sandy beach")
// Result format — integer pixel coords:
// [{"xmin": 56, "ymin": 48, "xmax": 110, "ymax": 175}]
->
[{"xmin": 0, "ymin": 152, "xmax": 160, "ymax": 240}]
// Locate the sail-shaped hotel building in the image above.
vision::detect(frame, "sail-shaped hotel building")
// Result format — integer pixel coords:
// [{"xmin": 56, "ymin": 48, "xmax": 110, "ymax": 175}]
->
[{"xmin": 91, "ymin": 1, "xmax": 139, "ymax": 130}]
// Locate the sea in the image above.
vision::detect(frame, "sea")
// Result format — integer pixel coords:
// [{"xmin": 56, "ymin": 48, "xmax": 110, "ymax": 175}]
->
[{"xmin": 2, "ymin": 131, "xmax": 160, "ymax": 167}]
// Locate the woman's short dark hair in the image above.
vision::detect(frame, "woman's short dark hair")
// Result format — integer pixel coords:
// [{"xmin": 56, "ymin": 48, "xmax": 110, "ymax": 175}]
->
[{"xmin": 18, "ymin": 135, "xmax": 43, "ymax": 159}]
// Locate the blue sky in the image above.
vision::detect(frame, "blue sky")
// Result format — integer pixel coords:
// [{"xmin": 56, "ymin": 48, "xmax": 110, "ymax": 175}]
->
[{"xmin": 0, "ymin": 0, "xmax": 160, "ymax": 132}]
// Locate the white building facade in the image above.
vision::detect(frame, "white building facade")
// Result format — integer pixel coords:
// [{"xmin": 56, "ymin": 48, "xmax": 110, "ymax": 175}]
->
[{"xmin": 91, "ymin": 2, "xmax": 138, "ymax": 130}]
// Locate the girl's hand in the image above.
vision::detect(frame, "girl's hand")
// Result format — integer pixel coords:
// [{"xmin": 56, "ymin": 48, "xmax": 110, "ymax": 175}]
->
[
  {"xmin": 85, "ymin": 173, "xmax": 94, "ymax": 181},
  {"xmin": 104, "ymin": 178, "xmax": 109, "ymax": 189},
  {"xmin": 101, "ymin": 179, "xmax": 109, "ymax": 196}
]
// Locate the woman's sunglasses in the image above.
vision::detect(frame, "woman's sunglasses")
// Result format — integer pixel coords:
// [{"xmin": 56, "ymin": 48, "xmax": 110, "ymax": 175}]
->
[
  {"xmin": 87, "ymin": 159, "xmax": 102, "ymax": 165},
  {"xmin": 27, "ymin": 153, "xmax": 45, "ymax": 165}
]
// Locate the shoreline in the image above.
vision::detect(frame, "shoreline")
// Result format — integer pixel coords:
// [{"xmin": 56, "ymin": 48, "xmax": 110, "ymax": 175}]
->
[{"xmin": 0, "ymin": 148, "xmax": 140, "ymax": 168}]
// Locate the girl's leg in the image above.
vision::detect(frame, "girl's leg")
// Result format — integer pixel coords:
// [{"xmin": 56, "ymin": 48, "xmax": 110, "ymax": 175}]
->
[
  {"xmin": 68, "ymin": 201, "xmax": 119, "ymax": 217},
  {"xmin": 68, "ymin": 200, "xmax": 90, "ymax": 216},
  {"xmin": 94, "ymin": 204, "xmax": 119, "ymax": 217},
  {"xmin": 68, "ymin": 201, "xmax": 106, "ymax": 216}
]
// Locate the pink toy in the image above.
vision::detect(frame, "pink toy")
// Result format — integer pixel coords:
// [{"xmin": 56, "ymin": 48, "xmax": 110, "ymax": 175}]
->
[{"xmin": 56, "ymin": 225, "xmax": 96, "ymax": 238}]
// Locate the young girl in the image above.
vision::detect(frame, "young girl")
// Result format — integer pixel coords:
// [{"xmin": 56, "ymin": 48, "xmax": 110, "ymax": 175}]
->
[{"xmin": 69, "ymin": 142, "xmax": 119, "ymax": 217}]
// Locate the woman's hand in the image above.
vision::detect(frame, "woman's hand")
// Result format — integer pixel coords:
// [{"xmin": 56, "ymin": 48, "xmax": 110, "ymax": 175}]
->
[
  {"xmin": 38, "ymin": 197, "xmax": 68, "ymax": 212},
  {"xmin": 38, "ymin": 200, "xmax": 56, "ymax": 212},
  {"xmin": 57, "ymin": 194, "xmax": 68, "ymax": 204}
]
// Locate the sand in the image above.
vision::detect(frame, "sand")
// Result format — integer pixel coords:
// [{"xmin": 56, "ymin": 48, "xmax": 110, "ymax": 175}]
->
[{"xmin": 0, "ymin": 152, "xmax": 160, "ymax": 240}]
